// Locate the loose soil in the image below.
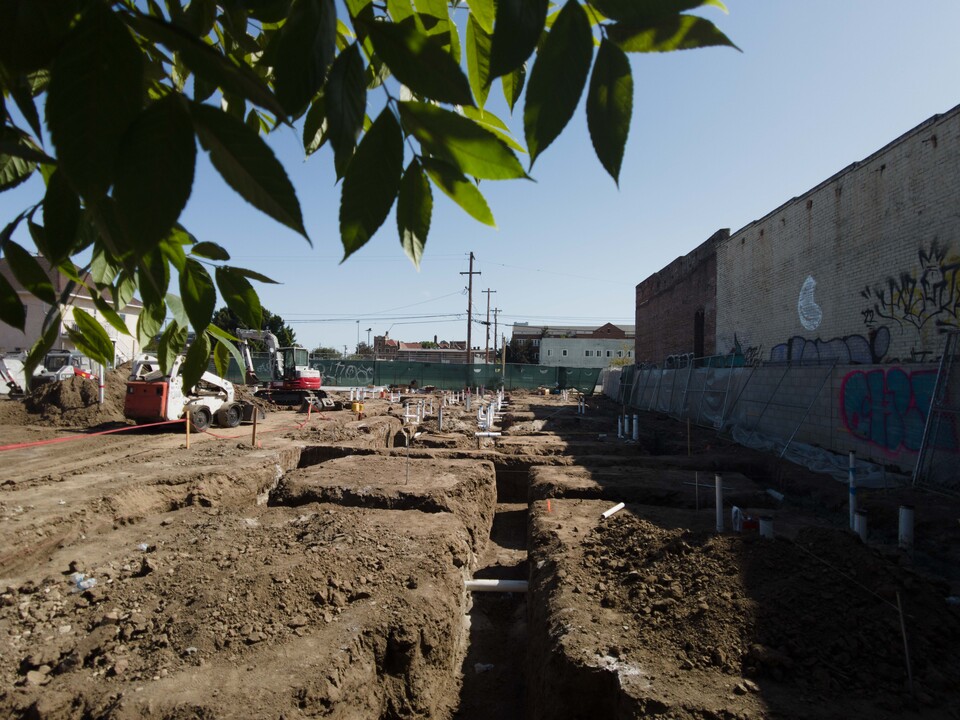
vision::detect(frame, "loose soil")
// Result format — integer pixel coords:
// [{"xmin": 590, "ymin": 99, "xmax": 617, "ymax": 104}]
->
[{"xmin": 0, "ymin": 382, "xmax": 958, "ymax": 719}]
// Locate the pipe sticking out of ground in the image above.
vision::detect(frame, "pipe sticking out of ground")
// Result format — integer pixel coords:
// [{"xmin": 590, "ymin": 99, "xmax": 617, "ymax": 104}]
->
[{"xmin": 465, "ymin": 579, "xmax": 528, "ymax": 593}]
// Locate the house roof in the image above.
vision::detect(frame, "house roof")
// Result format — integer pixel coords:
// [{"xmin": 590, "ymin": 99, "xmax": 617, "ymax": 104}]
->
[{"xmin": 511, "ymin": 323, "xmax": 635, "ymax": 337}]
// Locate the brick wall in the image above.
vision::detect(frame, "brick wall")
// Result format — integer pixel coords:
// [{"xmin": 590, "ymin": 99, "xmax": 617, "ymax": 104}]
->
[
  {"xmin": 634, "ymin": 229, "xmax": 728, "ymax": 364},
  {"xmin": 716, "ymin": 105, "xmax": 960, "ymax": 364}
]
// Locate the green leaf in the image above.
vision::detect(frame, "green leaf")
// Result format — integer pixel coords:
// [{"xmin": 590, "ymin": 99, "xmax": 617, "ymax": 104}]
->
[
  {"xmin": 461, "ymin": 106, "xmax": 526, "ymax": 152},
  {"xmin": 136, "ymin": 299, "xmax": 166, "ymax": 351},
  {"xmin": 66, "ymin": 308, "xmax": 114, "ymax": 367},
  {"xmin": 181, "ymin": 331, "xmax": 212, "ymax": 392},
  {"xmin": 91, "ymin": 294, "xmax": 132, "ymax": 338},
  {"xmin": 24, "ymin": 310, "xmax": 60, "ymax": 386},
  {"xmin": 399, "ymin": 102, "xmax": 525, "ymax": 180},
  {"xmin": 0, "ymin": 127, "xmax": 38, "ymax": 192},
  {"xmin": 524, "ymin": 0, "xmax": 593, "ymax": 167},
  {"xmin": 587, "ymin": 39, "xmax": 632, "ymax": 184},
  {"xmin": 221, "ymin": 266, "xmax": 280, "ymax": 284},
  {"xmin": 114, "ymin": 96, "xmax": 197, "ymax": 253},
  {"xmin": 397, "ymin": 159, "xmax": 432, "ymax": 269},
  {"xmin": 215, "ymin": 266, "xmax": 263, "ymax": 330},
  {"xmin": 0, "ymin": 1, "xmax": 75, "ymax": 74},
  {"xmin": 489, "ymin": 0, "xmax": 547, "ymax": 79},
  {"xmin": 115, "ymin": 272, "xmax": 138, "ymax": 311},
  {"xmin": 179, "ymin": 258, "xmax": 217, "ymax": 332},
  {"xmin": 206, "ymin": 323, "xmax": 237, "ymax": 342},
  {"xmin": 42, "ymin": 169, "xmax": 80, "ymax": 265},
  {"xmin": 165, "ymin": 293, "xmax": 190, "ymax": 328},
  {"xmin": 269, "ymin": 0, "xmax": 337, "ymax": 115},
  {"xmin": 501, "ymin": 63, "xmax": 526, "ymax": 113},
  {"xmin": 191, "ymin": 242, "xmax": 231, "ymax": 261},
  {"xmin": 138, "ymin": 249, "xmax": 170, "ymax": 308},
  {"xmin": 588, "ymin": 0, "xmax": 727, "ymax": 24},
  {"xmin": 339, "ymin": 108, "xmax": 404, "ymax": 259},
  {"xmin": 386, "ymin": 0, "xmax": 415, "ymax": 23},
  {"xmin": 8, "ymin": 72, "xmax": 43, "ymax": 140},
  {"xmin": 466, "ymin": 14, "xmax": 493, "ymax": 109},
  {"xmin": 470, "ymin": 0, "xmax": 496, "ymax": 34},
  {"xmin": 46, "ymin": 2, "xmax": 144, "ymax": 200},
  {"xmin": 213, "ymin": 337, "xmax": 231, "ymax": 378},
  {"xmin": 3, "ymin": 239, "xmax": 55, "ymax": 304},
  {"xmin": 0, "ymin": 271, "xmax": 26, "ymax": 331},
  {"xmin": 609, "ymin": 14, "xmax": 738, "ymax": 53},
  {"xmin": 181, "ymin": 0, "xmax": 217, "ymax": 36},
  {"xmin": 421, "ymin": 158, "xmax": 495, "ymax": 226},
  {"xmin": 157, "ymin": 321, "xmax": 188, "ymax": 376},
  {"xmin": 91, "ymin": 249, "xmax": 122, "ymax": 288},
  {"xmin": 190, "ymin": 103, "xmax": 309, "ymax": 241},
  {"xmin": 210, "ymin": 331, "xmax": 246, "ymax": 378},
  {"xmin": 324, "ymin": 42, "xmax": 366, "ymax": 178},
  {"xmin": 364, "ymin": 19, "xmax": 473, "ymax": 107},
  {"xmin": 0, "ymin": 132, "xmax": 53, "ymax": 166},
  {"xmin": 125, "ymin": 14, "xmax": 287, "ymax": 118},
  {"xmin": 303, "ymin": 97, "xmax": 328, "ymax": 156},
  {"xmin": 413, "ymin": 0, "xmax": 458, "ymax": 60}
]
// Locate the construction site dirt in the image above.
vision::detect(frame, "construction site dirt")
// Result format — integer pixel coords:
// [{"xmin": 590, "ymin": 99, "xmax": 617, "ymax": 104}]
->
[{"xmin": 1, "ymin": 375, "xmax": 959, "ymax": 719}]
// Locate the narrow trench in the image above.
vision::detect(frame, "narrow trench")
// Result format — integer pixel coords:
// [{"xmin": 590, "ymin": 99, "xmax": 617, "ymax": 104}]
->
[{"xmin": 454, "ymin": 463, "xmax": 531, "ymax": 719}]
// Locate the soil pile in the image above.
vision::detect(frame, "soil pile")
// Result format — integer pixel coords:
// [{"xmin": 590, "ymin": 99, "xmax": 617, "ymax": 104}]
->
[
  {"xmin": 23, "ymin": 368, "xmax": 129, "ymax": 427},
  {"xmin": 580, "ymin": 515, "xmax": 960, "ymax": 713}
]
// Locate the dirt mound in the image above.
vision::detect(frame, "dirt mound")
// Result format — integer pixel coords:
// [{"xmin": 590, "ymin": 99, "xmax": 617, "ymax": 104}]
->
[
  {"xmin": 23, "ymin": 368, "xmax": 129, "ymax": 427},
  {"xmin": 580, "ymin": 515, "xmax": 960, "ymax": 712}
]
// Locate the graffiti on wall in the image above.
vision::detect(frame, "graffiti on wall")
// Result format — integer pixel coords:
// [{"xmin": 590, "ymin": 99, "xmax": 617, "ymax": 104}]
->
[
  {"xmin": 798, "ymin": 275, "xmax": 823, "ymax": 331},
  {"xmin": 769, "ymin": 326, "xmax": 890, "ymax": 365},
  {"xmin": 313, "ymin": 361, "xmax": 375, "ymax": 385},
  {"xmin": 840, "ymin": 367, "xmax": 957, "ymax": 453},
  {"xmin": 860, "ymin": 241, "xmax": 960, "ymax": 340}
]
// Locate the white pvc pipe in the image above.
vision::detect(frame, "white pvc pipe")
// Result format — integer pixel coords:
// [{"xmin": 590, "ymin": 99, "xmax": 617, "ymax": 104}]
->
[
  {"xmin": 855, "ymin": 509, "xmax": 868, "ymax": 542},
  {"xmin": 98, "ymin": 364, "xmax": 105, "ymax": 405},
  {"xmin": 465, "ymin": 579, "xmax": 528, "ymax": 593},
  {"xmin": 632, "ymin": 414, "xmax": 639, "ymax": 442},
  {"xmin": 617, "ymin": 416, "xmax": 623, "ymax": 438},
  {"xmin": 715, "ymin": 473, "xmax": 724, "ymax": 533},
  {"xmin": 601, "ymin": 501, "xmax": 625, "ymax": 519},
  {"xmin": 759, "ymin": 516, "xmax": 774, "ymax": 539},
  {"xmin": 848, "ymin": 451, "xmax": 857, "ymax": 530},
  {"xmin": 474, "ymin": 432, "xmax": 501, "ymax": 437},
  {"xmin": 898, "ymin": 505, "xmax": 914, "ymax": 550}
]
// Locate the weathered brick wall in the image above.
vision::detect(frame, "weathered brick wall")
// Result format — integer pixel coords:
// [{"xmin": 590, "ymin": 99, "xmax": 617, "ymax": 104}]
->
[
  {"xmin": 634, "ymin": 229, "xmax": 727, "ymax": 364},
  {"xmin": 716, "ymin": 105, "xmax": 960, "ymax": 364}
]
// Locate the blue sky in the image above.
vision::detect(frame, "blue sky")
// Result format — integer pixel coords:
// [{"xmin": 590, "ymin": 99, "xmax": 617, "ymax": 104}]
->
[{"xmin": 3, "ymin": 1, "xmax": 959, "ymax": 354}]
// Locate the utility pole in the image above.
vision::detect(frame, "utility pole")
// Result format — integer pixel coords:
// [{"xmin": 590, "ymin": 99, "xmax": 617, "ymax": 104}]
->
[
  {"xmin": 460, "ymin": 252, "xmax": 480, "ymax": 377},
  {"xmin": 482, "ymin": 288, "xmax": 496, "ymax": 364},
  {"xmin": 493, "ymin": 308, "xmax": 500, "ymax": 357}
]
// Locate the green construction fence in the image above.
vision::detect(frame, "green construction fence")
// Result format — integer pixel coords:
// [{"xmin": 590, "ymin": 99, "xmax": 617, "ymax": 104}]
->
[{"xmin": 213, "ymin": 355, "xmax": 602, "ymax": 394}]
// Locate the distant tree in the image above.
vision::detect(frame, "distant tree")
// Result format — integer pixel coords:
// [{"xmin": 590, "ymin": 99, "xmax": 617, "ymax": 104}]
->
[
  {"xmin": 356, "ymin": 341, "xmax": 374, "ymax": 356},
  {"xmin": 212, "ymin": 306, "xmax": 296, "ymax": 348},
  {"xmin": 419, "ymin": 340, "xmax": 438, "ymax": 349},
  {"xmin": 311, "ymin": 346, "xmax": 341, "ymax": 358},
  {"xmin": 507, "ymin": 338, "xmax": 537, "ymax": 364}
]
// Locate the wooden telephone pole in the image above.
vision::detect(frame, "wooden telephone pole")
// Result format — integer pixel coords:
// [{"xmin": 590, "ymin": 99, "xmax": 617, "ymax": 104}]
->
[
  {"xmin": 482, "ymin": 289, "xmax": 497, "ymax": 363},
  {"xmin": 460, "ymin": 253, "xmax": 480, "ymax": 378}
]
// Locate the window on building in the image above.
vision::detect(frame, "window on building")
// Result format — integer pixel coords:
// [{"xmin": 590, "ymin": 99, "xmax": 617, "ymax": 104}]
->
[
  {"xmin": 627, "ymin": 351, "xmax": 633, "ymax": 357},
  {"xmin": 606, "ymin": 350, "xmax": 612, "ymax": 357},
  {"xmin": 547, "ymin": 350, "xmax": 552, "ymax": 356},
  {"xmin": 616, "ymin": 350, "xmax": 623, "ymax": 358},
  {"xmin": 585, "ymin": 350, "xmax": 592, "ymax": 357},
  {"xmin": 532, "ymin": 339, "xmax": 540, "ymax": 346},
  {"xmin": 562, "ymin": 349, "xmax": 568, "ymax": 357}
]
